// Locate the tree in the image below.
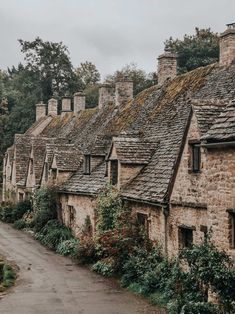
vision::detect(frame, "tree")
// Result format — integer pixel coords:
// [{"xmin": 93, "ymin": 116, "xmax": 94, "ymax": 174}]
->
[
  {"xmin": 165, "ymin": 28, "xmax": 219, "ymax": 74},
  {"xmin": 105, "ymin": 63, "xmax": 156, "ymax": 96},
  {"xmin": 75, "ymin": 61, "xmax": 101, "ymax": 89},
  {"xmin": 19, "ymin": 37, "xmax": 76, "ymax": 100}
]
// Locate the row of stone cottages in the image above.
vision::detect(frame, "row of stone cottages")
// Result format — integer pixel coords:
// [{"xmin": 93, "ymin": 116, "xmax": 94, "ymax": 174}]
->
[{"xmin": 2, "ymin": 24, "xmax": 235, "ymax": 259}]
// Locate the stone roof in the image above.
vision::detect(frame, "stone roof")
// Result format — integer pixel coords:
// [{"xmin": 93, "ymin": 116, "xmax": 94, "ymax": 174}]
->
[
  {"xmin": 14, "ymin": 135, "xmax": 32, "ymax": 185},
  {"xmin": 31, "ymin": 137, "xmax": 54, "ymax": 186},
  {"xmin": 202, "ymin": 100, "xmax": 235, "ymax": 142},
  {"xmin": 60, "ymin": 162, "xmax": 108, "ymax": 195},
  {"xmin": 192, "ymin": 100, "xmax": 227, "ymax": 136},
  {"xmin": 7, "ymin": 61, "xmax": 235, "ymax": 203},
  {"xmin": 109, "ymin": 137, "xmax": 158, "ymax": 164},
  {"xmin": 53, "ymin": 146, "xmax": 83, "ymax": 171}
]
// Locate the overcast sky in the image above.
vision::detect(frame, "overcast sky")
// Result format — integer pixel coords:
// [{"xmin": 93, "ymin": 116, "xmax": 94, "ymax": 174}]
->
[{"xmin": 0, "ymin": 0, "xmax": 235, "ymax": 78}]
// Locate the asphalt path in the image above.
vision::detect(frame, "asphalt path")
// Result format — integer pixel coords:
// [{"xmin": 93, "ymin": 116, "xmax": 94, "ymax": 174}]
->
[{"xmin": 0, "ymin": 222, "xmax": 164, "ymax": 314}]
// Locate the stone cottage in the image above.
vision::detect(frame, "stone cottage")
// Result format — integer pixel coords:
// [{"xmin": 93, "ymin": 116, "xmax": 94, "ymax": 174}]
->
[{"xmin": 2, "ymin": 24, "xmax": 235, "ymax": 259}]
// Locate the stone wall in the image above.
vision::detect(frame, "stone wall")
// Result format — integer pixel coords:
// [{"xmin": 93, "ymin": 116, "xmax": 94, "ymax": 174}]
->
[
  {"xmin": 128, "ymin": 201, "xmax": 165, "ymax": 246},
  {"xmin": 169, "ymin": 112, "xmax": 209, "ymax": 257},
  {"xmin": 171, "ymin": 112, "xmax": 207, "ymax": 206},
  {"xmin": 60, "ymin": 193, "xmax": 96, "ymax": 237},
  {"xmin": 206, "ymin": 148, "xmax": 235, "ymax": 259}
]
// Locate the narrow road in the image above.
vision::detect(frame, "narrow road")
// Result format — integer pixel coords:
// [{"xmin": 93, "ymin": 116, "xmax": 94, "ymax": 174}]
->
[{"xmin": 0, "ymin": 222, "xmax": 163, "ymax": 314}]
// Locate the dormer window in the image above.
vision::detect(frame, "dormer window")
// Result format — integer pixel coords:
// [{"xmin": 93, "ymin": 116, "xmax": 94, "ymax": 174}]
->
[
  {"xmin": 44, "ymin": 162, "xmax": 49, "ymax": 182},
  {"xmin": 192, "ymin": 143, "xmax": 200, "ymax": 172},
  {"xmin": 84, "ymin": 154, "xmax": 91, "ymax": 175},
  {"xmin": 110, "ymin": 160, "xmax": 118, "ymax": 185},
  {"xmin": 30, "ymin": 158, "xmax": 34, "ymax": 175},
  {"xmin": 189, "ymin": 141, "xmax": 201, "ymax": 173}
]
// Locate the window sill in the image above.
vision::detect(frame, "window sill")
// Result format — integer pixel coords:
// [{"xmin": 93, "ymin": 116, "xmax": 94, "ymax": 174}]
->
[{"xmin": 188, "ymin": 169, "xmax": 201, "ymax": 175}]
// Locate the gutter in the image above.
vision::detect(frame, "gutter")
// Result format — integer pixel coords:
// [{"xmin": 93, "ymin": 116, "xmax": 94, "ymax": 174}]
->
[
  {"xmin": 122, "ymin": 195, "xmax": 165, "ymax": 208},
  {"xmin": 58, "ymin": 190, "xmax": 97, "ymax": 197},
  {"xmin": 201, "ymin": 141, "xmax": 235, "ymax": 148}
]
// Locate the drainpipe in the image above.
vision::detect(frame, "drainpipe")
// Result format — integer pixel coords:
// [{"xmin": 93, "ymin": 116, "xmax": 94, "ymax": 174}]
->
[{"xmin": 163, "ymin": 203, "xmax": 170, "ymax": 256}]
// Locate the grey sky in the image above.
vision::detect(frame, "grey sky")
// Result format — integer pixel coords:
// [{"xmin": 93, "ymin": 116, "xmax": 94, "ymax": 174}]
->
[{"xmin": 0, "ymin": 0, "xmax": 235, "ymax": 78}]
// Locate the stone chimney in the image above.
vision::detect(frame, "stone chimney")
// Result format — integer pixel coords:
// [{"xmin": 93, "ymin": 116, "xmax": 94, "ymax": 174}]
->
[
  {"xmin": 115, "ymin": 77, "xmax": 133, "ymax": 107},
  {"xmin": 48, "ymin": 98, "xmax": 58, "ymax": 116},
  {"xmin": 157, "ymin": 51, "xmax": 177, "ymax": 85},
  {"xmin": 220, "ymin": 23, "xmax": 235, "ymax": 67},
  {"xmin": 98, "ymin": 84, "xmax": 114, "ymax": 109},
  {"xmin": 35, "ymin": 102, "xmax": 47, "ymax": 121},
  {"xmin": 73, "ymin": 92, "xmax": 85, "ymax": 113},
  {"xmin": 61, "ymin": 96, "xmax": 72, "ymax": 117}
]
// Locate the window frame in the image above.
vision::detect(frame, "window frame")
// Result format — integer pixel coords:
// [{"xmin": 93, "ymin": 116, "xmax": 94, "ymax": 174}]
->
[
  {"xmin": 110, "ymin": 159, "xmax": 118, "ymax": 186},
  {"xmin": 189, "ymin": 140, "xmax": 201, "ymax": 173},
  {"xmin": 84, "ymin": 154, "xmax": 91, "ymax": 175},
  {"xmin": 229, "ymin": 212, "xmax": 235, "ymax": 249},
  {"xmin": 178, "ymin": 226, "xmax": 194, "ymax": 250}
]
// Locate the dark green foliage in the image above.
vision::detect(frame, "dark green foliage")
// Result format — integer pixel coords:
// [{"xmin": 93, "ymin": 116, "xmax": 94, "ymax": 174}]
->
[
  {"xmin": 165, "ymin": 27, "xmax": 219, "ymax": 74},
  {"xmin": 73, "ymin": 236, "xmax": 97, "ymax": 265},
  {"xmin": 0, "ymin": 200, "xmax": 32, "ymax": 224},
  {"xmin": 0, "ymin": 260, "xmax": 16, "ymax": 291},
  {"xmin": 0, "ymin": 204, "xmax": 15, "ymax": 223},
  {"xmin": 91, "ymin": 257, "xmax": 116, "ymax": 277},
  {"xmin": 13, "ymin": 219, "xmax": 28, "ymax": 230},
  {"xmin": 33, "ymin": 187, "xmax": 58, "ymax": 232},
  {"xmin": 11, "ymin": 200, "xmax": 32, "ymax": 221},
  {"xmin": 19, "ymin": 37, "xmax": 76, "ymax": 100},
  {"xmin": 35, "ymin": 220, "xmax": 72, "ymax": 250},
  {"xmin": 56, "ymin": 238, "xmax": 79, "ymax": 256}
]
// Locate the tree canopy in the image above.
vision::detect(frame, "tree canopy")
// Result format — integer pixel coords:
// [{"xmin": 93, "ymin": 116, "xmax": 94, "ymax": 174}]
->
[
  {"xmin": 19, "ymin": 37, "xmax": 76, "ymax": 100},
  {"xmin": 165, "ymin": 28, "xmax": 220, "ymax": 74}
]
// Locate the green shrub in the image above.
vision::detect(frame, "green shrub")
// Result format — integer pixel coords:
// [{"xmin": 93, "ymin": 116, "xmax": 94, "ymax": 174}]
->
[
  {"xmin": 35, "ymin": 220, "xmax": 72, "ymax": 250},
  {"xmin": 2, "ymin": 264, "xmax": 16, "ymax": 288},
  {"xmin": 33, "ymin": 187, "xmax": 58, "ymax": 232},
  {"xmin": 0, "ymin": 201, "xmax": 32, "ymax": 224},
  {"xmin": 92, "ymin": 257, "xmax": 116, "ymax": 277},
  {"xmin": 13, "ymin": 219, "xmax": 28, "ymax": 230},
  {"xmin": 11, "ymin": 200, "xmax": 32, "ymax": 221},
  {"xmin": 0, "ymin": 204, "xmax": 15, "ymax": 223},
  {"xmin": 73, "ymin": 236, "xmax": 97, "ymax": 265},
  {"xmin": 57, "ymin": 238, "xmax": 79, "ymax": 256}
]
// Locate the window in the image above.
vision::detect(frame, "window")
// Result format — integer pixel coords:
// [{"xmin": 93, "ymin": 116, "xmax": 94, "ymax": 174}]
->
[
  {"xmin": 84, "ymin": 154, "xmax": 91, "ymax": 175},
  {"xmin": 18, "ymin": 192, "xmax": 24, "ymax": 202},
  {"xmin": 137, "ymin": 213, "xmax": 149, "ymax": 237},
  {"xmin": 229, "ymin": 212, "xmax": 235, "ymax": 249},
  {"xmin": 44, "ymin": 162, "xmax": 49, "ymax": 182},
  {"xmin": 68, "ymin": 205, "xmax": 76, "ymax": 228},
  {"xmin": 179, "ymin": 227, "xmax": 193, "ymax": 249},
  {"xmin": 51, "ymin": 168, "xmax": 57, "ymax": 180},
  {"xmin": 191, "ymin": 143, "xmax": 201, "ymax": 172},
  {"xmin": 110, "ymin": 160, "xmax": 118, "ymax": 185},
  {"xmin": 200, "ymin": 225, "xmax": 208, "ymax": 240},
  {"xmin": 29, "ymin": 158, "xmax": 34, "ymax": 175}
]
